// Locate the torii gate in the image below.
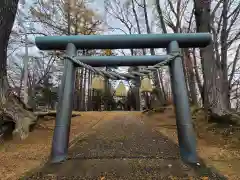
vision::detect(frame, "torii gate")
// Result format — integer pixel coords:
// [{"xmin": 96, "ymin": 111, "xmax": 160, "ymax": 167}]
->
[{"xmin": 35, "ymin": 33, "xmax": 211, "ymax": 164}]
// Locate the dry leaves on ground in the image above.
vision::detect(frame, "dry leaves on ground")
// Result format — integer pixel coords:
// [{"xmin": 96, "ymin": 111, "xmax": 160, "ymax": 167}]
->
[
  {"xmin": 0, "ymin": 112, "xmax": 105, "ymax": 180},
  {"xmin": 143, "ymin": 107, "xmax": 240, "ymax": 180}
]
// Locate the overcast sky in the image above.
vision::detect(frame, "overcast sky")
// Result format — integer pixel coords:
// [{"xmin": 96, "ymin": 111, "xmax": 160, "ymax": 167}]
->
[{"xmin": 11, "ymin": 0, "xmax": 240, "ymax": 90}]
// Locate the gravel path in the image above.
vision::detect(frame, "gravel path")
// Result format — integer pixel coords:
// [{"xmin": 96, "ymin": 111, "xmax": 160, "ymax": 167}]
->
[{"xmin": 22, "ymin": 112, "xmax": 226, "ymax": 180}]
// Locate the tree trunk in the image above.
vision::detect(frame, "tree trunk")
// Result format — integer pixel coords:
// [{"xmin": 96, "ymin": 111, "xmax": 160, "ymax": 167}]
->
[
  {"xmin": 192, "ymin": 48, "xmax": 204, "ymax": 104},
  {"xmin": 180, "ymin": 49, "xmax": 191, "ymax": 101},
  {"xmin": 82, "ymin": 68, "xmax": 87, "ymax": 111},
  {"xmin": 194, "ymin": 0, "xmax": 229, "ymax": 115},
  {"xmin": 155, "ymin": 0, "xmax": 175, "ymax": 104},
  {"xmin": 220, "ymin": 0, "xmax": 231, "ymax": 109},
  {"xmin": 142, "ymin": 0, "xmax": 167, "ymax": 106},
  {"xmin": 0, "ymin": 0, "xmax": 37, "ymax": 140},
  {"xmin": 131, "ymin": 0, "xmax": 146, "ymax": 56},
  {"xmin": 0, "ymin": 0, "xmax": 18, "ymax": 106},
  {"xmin": 79, "ymin": 68, "xmax": 83, "ymax": 110},
  {"xmin": 104, "ymin": 67, "xmax": 110, "ymax": 111},
  {"xmin": 158, "ymin": 69, "xmax": 167, "ymax": 101},
  {"xmin": 28, "ymin": 80, "xmax": 37, "ymax": 110},
  {"xmin": 142, "ymin": 0, "xmax": 157, "ymax": 70},
  {"xmin": 18, "ymin": 70, "xmax": 24, "ymax": 98},
  {"xmin": 73, "ymin": 68, "xmax": 80, "ymax": 110},
  {"xmin": 87, "ymin": 70, "xmax": 92, "ymax": 111},
  {"xmin": 183, "ymin": 49, "xmax": 199, "ymax": 106},
  {"xmin": 132, "ymin": 0, "xmax": 150, "ymax": 109}
]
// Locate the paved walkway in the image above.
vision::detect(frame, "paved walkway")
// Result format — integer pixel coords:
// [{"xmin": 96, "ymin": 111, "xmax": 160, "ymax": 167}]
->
[{"xmin": 23, "ymin": 112, "xmax": 226, "ymax": 179}]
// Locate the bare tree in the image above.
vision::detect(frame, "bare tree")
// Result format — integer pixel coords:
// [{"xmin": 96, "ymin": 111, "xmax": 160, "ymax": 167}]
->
[
  {"xmin": 154, "ymin": 0, "xmax": 197, "ymax": 105},
  {"xmin": 194, "ymin": 0, "xmax": 228, "ymax": 116},
  {"xmin": 0, "ymin": 0, "xmax": 39, "ymax": 140},
  {"xmin": 104, "ymin": 0, "xmax": 143, "ymax": 110},
  {"xmin": 211, "ymin": 0, "xmax": 240, "ymax": 109}
]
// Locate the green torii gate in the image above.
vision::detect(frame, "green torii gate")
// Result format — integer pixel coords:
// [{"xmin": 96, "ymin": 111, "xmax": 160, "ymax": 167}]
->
[{"xmin": 35, "ymin": 33, "xmax": 211, "ymax": 165}]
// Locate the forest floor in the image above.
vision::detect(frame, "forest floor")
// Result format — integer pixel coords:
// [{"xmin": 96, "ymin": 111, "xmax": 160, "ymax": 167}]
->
[
  {"xmin": 0, "ymin": 107, "xmax": 240, "ymax": 179},
  {"xmin": 144, "ymin": 107, "xmax": 240, "ymax": 179}
]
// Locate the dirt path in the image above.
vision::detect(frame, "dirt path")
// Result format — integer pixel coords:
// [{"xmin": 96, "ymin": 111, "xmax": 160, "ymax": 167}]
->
[{"xmin": 22, "ymin": 112, "xmax": 226, "ymax": 180}]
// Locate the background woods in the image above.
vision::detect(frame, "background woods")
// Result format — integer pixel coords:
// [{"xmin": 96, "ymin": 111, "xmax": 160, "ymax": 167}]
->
[{"xmin": 0, "ymin": 0, "xmax": 240, "ymax": 139}]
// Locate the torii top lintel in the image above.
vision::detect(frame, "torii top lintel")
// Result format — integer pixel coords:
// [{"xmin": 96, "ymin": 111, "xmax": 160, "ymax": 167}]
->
[{"xmin": 35, "ymin": 33, "xmax": 212, "ymax": 50}]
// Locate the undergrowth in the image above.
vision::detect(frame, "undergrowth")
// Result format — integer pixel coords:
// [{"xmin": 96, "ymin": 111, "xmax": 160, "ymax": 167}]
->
[
  {"xmin": 144, "ymin": 105, "xmax": 240, "ymax": 148},
  {"xmin": 191, "ymin": 106, "xmax": 240, "ymax": 148}
]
